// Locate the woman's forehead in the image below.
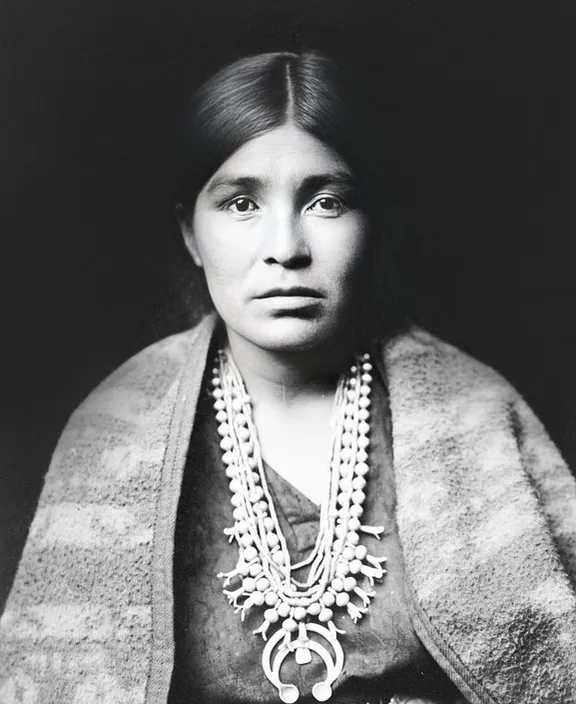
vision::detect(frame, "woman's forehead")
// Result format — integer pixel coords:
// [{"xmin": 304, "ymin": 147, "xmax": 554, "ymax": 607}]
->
[{"xmin": 204, "ymin": 125, "xmax": 353, "ymax": 192}]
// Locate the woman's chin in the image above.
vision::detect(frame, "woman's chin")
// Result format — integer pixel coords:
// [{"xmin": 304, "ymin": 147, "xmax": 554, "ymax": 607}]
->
[{"xmin": 234, "ymin": 316, "xmax": 346, "ymax": 353}]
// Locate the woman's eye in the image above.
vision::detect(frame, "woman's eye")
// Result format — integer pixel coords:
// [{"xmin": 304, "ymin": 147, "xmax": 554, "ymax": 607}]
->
[
  {"xmin": 308, "ymin": 196, "xmax": 346, "ymax": 216},
  {"xmin": 226, "ymin": 197, "xmax": 258, "ymax": 214}
]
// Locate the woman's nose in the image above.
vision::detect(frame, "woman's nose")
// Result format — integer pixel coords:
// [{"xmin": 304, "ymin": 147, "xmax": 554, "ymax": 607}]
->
[{"xmin": 260, "ymin": 212, "xmax": 311, "ymax": 269}]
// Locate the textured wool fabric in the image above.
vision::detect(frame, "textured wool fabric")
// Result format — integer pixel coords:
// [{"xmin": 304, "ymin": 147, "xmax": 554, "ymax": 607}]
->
[{"xmin": 1, "ymin": 314, "xmax": 575, "ymax": 704}]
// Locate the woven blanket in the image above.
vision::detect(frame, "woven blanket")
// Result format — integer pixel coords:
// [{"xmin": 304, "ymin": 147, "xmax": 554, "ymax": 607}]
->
[{"xmin": 1, "ymin": 314, "xmax": 576, "ymax": 704}]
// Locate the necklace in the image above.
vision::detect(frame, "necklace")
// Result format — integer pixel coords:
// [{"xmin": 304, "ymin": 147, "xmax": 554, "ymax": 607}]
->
[{"xmin": 211, "ymin": 351, "xmax": 387, "ymax": 703}]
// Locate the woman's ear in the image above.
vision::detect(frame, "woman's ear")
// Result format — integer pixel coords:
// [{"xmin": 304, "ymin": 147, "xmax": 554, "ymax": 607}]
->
[{"xmin": 176, "ymin": 203, "xmax": 203, "ymax": 267}]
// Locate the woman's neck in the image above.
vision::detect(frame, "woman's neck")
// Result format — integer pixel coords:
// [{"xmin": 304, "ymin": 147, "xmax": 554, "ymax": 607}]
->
[{"xmin": 224, "ymin": 329, "xmax": 356, "ymax": 407}]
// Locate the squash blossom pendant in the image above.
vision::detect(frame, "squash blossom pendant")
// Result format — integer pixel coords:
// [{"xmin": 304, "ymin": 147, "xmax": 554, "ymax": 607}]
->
[{"xmin": 213, "ymin": 352, "xmax": 387, "ymax": 702}]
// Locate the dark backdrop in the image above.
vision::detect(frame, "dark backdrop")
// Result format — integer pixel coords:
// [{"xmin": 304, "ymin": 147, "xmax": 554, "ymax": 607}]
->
[{"xmin": 1, "ymin": 0, "xmax": 575, "ymax": 611}]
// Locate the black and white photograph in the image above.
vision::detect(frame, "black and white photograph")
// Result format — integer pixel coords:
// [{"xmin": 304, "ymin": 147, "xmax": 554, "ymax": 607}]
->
[{"xmin": 1, "ymin": 2, "xmax": 576, "ymax": 703}]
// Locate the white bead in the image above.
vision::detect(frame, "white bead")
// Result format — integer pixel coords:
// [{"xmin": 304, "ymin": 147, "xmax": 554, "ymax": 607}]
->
[
  {"xmin": 307, "ymin": 602, "xmax": 321, "ymax": 616},
  {"xmin": 222, "ymin": 451, "xmax": 236, "ymax": 467},
  {"xmin": 359, "ymin": 384, "xmax": 371, "ymax": 397},
  {"xmin": 211, "ymin": 376, "xmax": 221, "ymax": 386},
  {"xmin": 336, "ymin": 592, "xmax": 350, "ymax": 607},
  {"xmin": 243, "ymin": 577, "xmax": 256, "ymax": 592},
  {"xmin": 335, "ymin": 562, "xmax": 349, "ymax": 577},
  {"xmin": 350, "ymin": 365, "xmax": 358, "ymax": 373},
  {"xmin": 361, "ymin": 373, "xmax": 372, "ymax": 383},
  {"xmin": 213, "ymin": 399, "xmax": 225, "ymax": 411},
  {"xmin": 347, "ymin": 531, "xmax": 359, "ymax": 546},
  {"xmin": 252, "ymin": 471, "xmax": 261, "ymax": 483},
  {"xmin": 358, "ymin": 421, "xmax": 370, "ymax": 436},
  {"xmin": 225, "ymin": 464, "xmax": 237, "ymax": 477},
  {"xmin": 352, "ymin": 490, "xmax": 366, "ymax": 505},
  {"xmin": 339, "ymin": 464, "xmax": 352, "ymax": 478},
  {"xmin": 232, "ymin": 398, "xmax": 243, "ymax": 412},
  {"xmin": 283, "ymin": 618, "xmax": 298, "ymax": 633},
  {"xmin": 344, "ymin": 576, "xmax": 357, "ymax": 591},
  {"xmin": 243, "ymin": 547, "xmax": 257, "ymax": 562},
  {"xmin": 236, "ymin": 520, "xmax": 248, "ymax": 534},
  {"xmin": 331, "ymin": 578, "xmax": 344, "ymax": 592},
  {"xmin": 358, "ymin": 408, "xmax": 369, "ymax": 421},
  {"xmin": 247, "ymin": 456, "xmax": 257, "ymax": 469},
  {"xmin": 294, "ymin": 607, "xmax": 307, "ymax": 621},
  {"xmin": 357, "ymin": 436, "xmax": 370, "ymax": 449},
  {"xmin": 341, "ymin": 432, "xmax": 353, "ymax": 448},
  {"xmin": 237, "ymin": 427, "xmax": 250, "ymax": 441},
  {"xmin": 322, "ymin": 592, "xmax": 335, "ymax": 607},
  {"xmin": 249, "ymin": 563, "xmax": 263, "ymax": 577},
  {"xmin": 349, "ymin": 560, "xmax": 362, "ymax": 575},
  {"xmin": 239, "ymin": 533, "xmax": 253, "ymax": 548},
  {"xmin": 342, "ymin": 546, "xmax": 355, "ymax": 561},
  {"xmin": 338, "ymin": 478, "xmax": 352, "ymax": 493},
  {"xmin": 335, "ymin": 524, "xmax": 347, "ymax": 539},
  {"xmin": 256, "ymin": 577, "xmax": 269, "ymax": 592},
  {"xmin": 265, "ymin": 592, "xmax": 279, "ymax": 606},
  {"xmin": 345, "ymin": 403, "xmax": 355, "ymax": 417},
  {"xmin": 256, "ymin": 500, "xmax": 268, "ymax": 513},
  {"xmin": 354, "ymin": 545, "xmax": 367, "ymax": 560},
  {"xmin": 220, "ymin": 436, "xmax": 233, "ymax": 452},
  {"xmin": 233, "ymin": 507, "xmax": 245, "ymax": 521},
  {"xmin": 267, "ymin": 533, "xmax": 279, "ymax": 548},
  {"xmin": 357, "ymin": 449, "xmax": 368, "ymax": 462},
  {"xmin": 263, "ymin": 517, "xmax": 275, "ymax": 531},
  {"xmin": 362, "ymin": 361, "xmax": 372, "ymax": 371},
  {"xmin": 278, "ymin": 602, "xmax": 290, "ymax": 617},
  {"xmin": 359, "ymin": 396, "xmax": 371, "ymax": 409},
  {"xmin": 337, "ymin": 493, "xmax": 349, "ymax": 508},
  {"xmin": 272, "ymin": 551, "xmax": 285, "ymax": 566},
  {"xmin": 319, "ymin": 608, "xmax": 333, "ymax": 623},
  {"xmin": 252, "ymin": 592, "xmax": 265, "ymax": 606},
  {"xmin": 235, "ymin": 412, "xmax": 248, "ymax": 426},
  {"xmin": 343, "ymin": 417, "xmax": 355, "ymax": 431},
  {"xmin": 265, "ymin": 608, "xmax": 279, "ymax": 623},
  {"xmin": 216, "ymin": 410, "xmax": 228, "ymax": 423},
  {"xmin": 250, "ymin": 487, "xmax": 264, "ymax": 503},
  {"xmin": 352, "ymin": 476, "xmax": 367, "ymax": 490},
  {"xmin": 229, "ymin": 479, "xmax": 241, "ymax": 493},
  {"xmin": 230, "ymin": 494, "xmax": 243, "ymax": 507},
  {"xmin": 346, "ymin": 389, "xmax": 356, "ymax": 402},
  {"xmin": 237, "ymin": 562, "xmax": 250, "ymax": 576},
  {"xmin": 340, "ymin": 447, "xmax": 353, "ymax": 463},
  {"xmin": 332, "ymin": 539, "xmax": 343, "ymax": 552},
  {"xmin": 355, "ymin": 462, "xmax": 369, "ymax": 476},
  {"xmin": 350, "ymin": 504, "xmax": 364, "ymax": 518},
  {"xmin": 213, "ymin": 388, "xmax": 223, "ymax": 399},
  {"xmin": 348, "ymin": 517, "xmax": 361, "ymax": 532}
]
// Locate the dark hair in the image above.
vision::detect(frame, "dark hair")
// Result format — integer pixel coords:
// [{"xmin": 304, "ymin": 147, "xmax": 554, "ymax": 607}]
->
[{"xmin": 175, "ymin": 50, "xmax": 406, "ymax": 339}]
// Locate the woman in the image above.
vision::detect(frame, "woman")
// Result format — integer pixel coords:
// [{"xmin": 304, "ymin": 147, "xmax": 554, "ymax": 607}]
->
[{"xmin": 1, "ymin": 51, "xmax": 576, "ymax": 704}]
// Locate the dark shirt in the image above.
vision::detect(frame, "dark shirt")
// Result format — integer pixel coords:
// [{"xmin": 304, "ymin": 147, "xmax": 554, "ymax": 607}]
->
[{"xmin": 169, "ymin": 358, "xmax": 462, "ymax": 704}]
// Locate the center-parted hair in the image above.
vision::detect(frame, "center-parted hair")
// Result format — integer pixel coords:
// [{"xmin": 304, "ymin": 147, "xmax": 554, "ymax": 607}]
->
[{"xmin": 176, "ymin": 51, "xmax": 379, "ymax": 217}]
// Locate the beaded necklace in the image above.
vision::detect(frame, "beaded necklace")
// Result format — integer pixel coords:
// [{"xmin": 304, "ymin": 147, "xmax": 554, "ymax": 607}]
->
[{"xmin": 211, "ymin": 350, "xmax": 387, "ymax": 703}]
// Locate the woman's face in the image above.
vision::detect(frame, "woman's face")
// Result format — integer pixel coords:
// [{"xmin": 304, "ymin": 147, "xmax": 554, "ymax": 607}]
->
[{"xmin": 182, "ymin": 123, "xmax": 370, "ymax": 352}]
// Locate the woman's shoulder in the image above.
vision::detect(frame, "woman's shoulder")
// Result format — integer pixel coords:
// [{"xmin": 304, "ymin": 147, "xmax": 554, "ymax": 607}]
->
[
  {"xmin": 378, "ymin": 323, "xmax": 520, "ymax": 402},
  {"xmin": 72, "ymin": 314, "xmax": 216, "ymax": 424}
]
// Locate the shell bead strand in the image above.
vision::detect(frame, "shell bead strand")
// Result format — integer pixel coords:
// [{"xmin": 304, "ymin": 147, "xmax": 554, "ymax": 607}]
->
[{"xmin": 213, "ymin": 351, "xmax": 387, "ymax": 702}]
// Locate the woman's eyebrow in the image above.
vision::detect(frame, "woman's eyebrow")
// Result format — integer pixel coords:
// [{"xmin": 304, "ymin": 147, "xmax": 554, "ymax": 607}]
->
[{"xmin": 205, "ymin": 171, "xmax": 358, "ymax": 196}]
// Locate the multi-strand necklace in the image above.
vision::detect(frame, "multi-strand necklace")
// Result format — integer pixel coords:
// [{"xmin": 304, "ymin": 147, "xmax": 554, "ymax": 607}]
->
[{"xmin": 211, "ymin": 350, "xmax": 387, "ymax": 703}]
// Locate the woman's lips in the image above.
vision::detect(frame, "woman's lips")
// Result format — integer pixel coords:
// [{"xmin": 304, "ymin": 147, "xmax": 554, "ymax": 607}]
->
[{"xmin": 254, "ymin": 288, "xmax": 324, "ymax": 311}]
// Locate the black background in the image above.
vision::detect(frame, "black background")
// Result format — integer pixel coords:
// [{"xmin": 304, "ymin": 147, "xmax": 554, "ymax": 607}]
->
[{"xmin": 1, "ymin": 0, "xmax": 575, "ymax": 611}]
